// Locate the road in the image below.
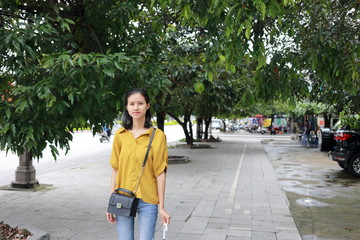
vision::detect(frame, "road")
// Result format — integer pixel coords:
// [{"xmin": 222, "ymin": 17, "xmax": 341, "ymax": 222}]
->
[{"xmin": 263, "ymin": 138, "xmax": 360, "ymax": 240}]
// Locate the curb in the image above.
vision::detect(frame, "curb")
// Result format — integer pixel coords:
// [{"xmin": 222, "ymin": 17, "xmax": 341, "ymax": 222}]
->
[
  {"xmin": 2, "ymin": 221, "xmax": 50, "ymax": 240},
  {"xmin": 21, "ymin": 225, "xmax": 50, "ymax": 240},
  {"xmin": 168, "ymin": 155, "xmax": 189, "ymax": 164}
]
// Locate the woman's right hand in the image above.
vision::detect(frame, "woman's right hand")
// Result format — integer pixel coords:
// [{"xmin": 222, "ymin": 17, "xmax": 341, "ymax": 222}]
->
[
  {"xmin": 106, "ymin": 212, "xmax": 116, "ymax": 224},
  {"xmin": 159, "ymin": 208, "xmax": 171, "ymax": 225}
]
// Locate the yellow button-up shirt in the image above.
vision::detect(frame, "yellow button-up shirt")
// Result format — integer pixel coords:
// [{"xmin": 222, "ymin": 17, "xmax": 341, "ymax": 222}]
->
[{"xmin": 110, "ymin": 127, "xmax": 168, "ymax": 204}]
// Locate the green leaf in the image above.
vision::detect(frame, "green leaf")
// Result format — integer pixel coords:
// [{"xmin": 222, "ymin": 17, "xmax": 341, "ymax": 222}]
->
[
  {"xmin": 60, "ymin": 20, "xmax": 71, "ymax": 32},
  {"xmin": 1, "ymin": 123, "xmax": 10, "ymax": 134},
  {"xmin": 16, "ymin": 100, "xmax": 28, "ymax": 113},
  {"xmin": 200, "ymin": 53, "xmax": 207, "ymax": 62},
  {"xmin": 194, "ymin": 82, "xmax": 205, "ymax": 93},
  {"xmin": 65, "ymin": 55, "xmax": 75, "ymax": 67},
  {"xmin": 245, "ymin": 28, "xmax": 251, "ymax": 39},
  {"xmin": 5, "ymin": 33, "xmax": 12, "ymax": 44},
  {"xmin": 182, "ymin": 5, "xmax": 191, "ymax": 19},
  {"xmin": 102, "ymin": 67, "xmax": 115, "ymax": 78},
  {"xmin": 258, "ymin": 54, "xmax": 266, "ymax": 68},
  {"xmin": 68, "ymin": 93, "xmax": 74, "ymax": 104},
  {"xmin": 259, "ymin": 2, "xmax": 266, "ymax": 20},
  {"xmin": 64, "ymin": 18, "xmax": 75, "ymax": 25},
  {"xmin": 53, "ymin": 5, "xmax": 60, "ymax": 15},
  {"xmin": 47, "ymin": 95, "xmax": 57, "ymax": 108},
  {"xmin": 208, "ymin": 71, "xmax": 214, "ymax": 82},
  {"xmin": 219, "ymin": 55, "xmax": 226, "ymax": 63},
  {"xmin": 12, "ymin": 39, "xmax": 21, "ymax": 52},
  {"xmin": 225, "ymin": 27, "xmax": 232, "ymax": 37},
  {"xmin": 11, "ymin": 124, "xmax": 16, "ymax": 136},
  {"xmin": 245, "ymin": 20, "xmax": 252, "ymax": 39},
  {"xmin": 49, "ymin": 145, "xmax": 59, "ymax": 160},
  {"xmin": 237, "ymin": 24, "xmax": 244, "ymax": 36},
  {"xmin": 114, "ymin": 61, "xmax": 122, "ymax": 70},
  {"xmin": 352, "ymin": 71, "xmax": 359, "ymax": 80},
  {"xmin": 311, "ymin": 57, "xmax": 317, "ymax": 70},
  {"xmin": 151, "ymin": 0, "xmax": 156, "ymax": 8},
  {"xmin": 6, "ymin": 108, "xmax": 11, "ymax": 119}
]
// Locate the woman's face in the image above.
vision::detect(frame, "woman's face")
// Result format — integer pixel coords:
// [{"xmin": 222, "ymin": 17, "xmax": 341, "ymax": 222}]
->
[{"xmin": 126, "ymin": 93, "xmax": 150, "ymax": 120}]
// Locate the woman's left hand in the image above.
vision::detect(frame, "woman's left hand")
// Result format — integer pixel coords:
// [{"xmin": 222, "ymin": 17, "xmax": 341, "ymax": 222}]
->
[{"xmin": 159, "ymin": 208, "xmax": 171, "ymax": 225}]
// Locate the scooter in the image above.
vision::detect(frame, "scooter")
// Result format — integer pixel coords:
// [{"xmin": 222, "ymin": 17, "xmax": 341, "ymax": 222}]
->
[{"xmin": 98, "ymin": 131, "xmax": 110, "ymax": 142}]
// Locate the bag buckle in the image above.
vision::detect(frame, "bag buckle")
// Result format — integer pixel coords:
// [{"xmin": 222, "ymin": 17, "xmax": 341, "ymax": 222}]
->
[{"xmin": 116, "ymin": 203, "xmax": 123, "ymax": 208}]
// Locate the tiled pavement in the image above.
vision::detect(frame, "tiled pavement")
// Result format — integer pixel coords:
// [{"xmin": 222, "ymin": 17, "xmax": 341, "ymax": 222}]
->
[{"xmin": 0, "ymin": 133, "xmax": 301, "ymax": 240}]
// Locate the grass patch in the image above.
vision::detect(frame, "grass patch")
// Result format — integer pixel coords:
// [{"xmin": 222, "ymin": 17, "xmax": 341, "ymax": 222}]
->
[{"xmin": 164, "ymin": 121, "xmax": 179, "ymax": 126}]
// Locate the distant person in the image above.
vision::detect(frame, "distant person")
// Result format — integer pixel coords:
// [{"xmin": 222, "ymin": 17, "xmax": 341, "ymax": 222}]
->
[
  {"xmin": 302, "ymin": 120, "xmax": 311, "ymax": 146},
  {"xmin": 106, "ymin": 88, "xmax": 171, "ymax": 240},
  {"xmin": 105, "ymin": 124, "xmax": 112, "ymax": 137},
  {"xmin": 102, "ymin": 124, "xmax": 111, "ymax": 138}
]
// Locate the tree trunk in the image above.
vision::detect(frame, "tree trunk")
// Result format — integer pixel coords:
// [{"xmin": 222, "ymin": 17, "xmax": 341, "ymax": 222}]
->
[
  {"xmin": 183, "ymin": 114, "xmax": 193, "ymax": 145},
  {"xmin": 11, "ymin": 150, "xmax": 39, "ymax": 188},
  {"xmin": 324, "ymin": 113, "xmax": 331, "ymax": 128},
  {"xmin": 167, "ymin": 112, "xmax": 193, "ymax": 145},
  {"xmin": 196, "ymin": 117, "xmax": 203, "ymax": 140},
  {"xmin": 188, "ymin": 119, "xmax": 194, "ymax": 144},
  {"xmin": 221, "ymin": 119, "xmax": 226, "ymax": 132},
  {"xmin": 204, "ymin": 116, "xmax": 212, "ymax": 140},
  {"xmin": 179, "ymin": 122, "xmax": 192, "ymax": 145},
  {"xmin": 156, "ymin": 111, "xmax": 166, "ymax": 132}
]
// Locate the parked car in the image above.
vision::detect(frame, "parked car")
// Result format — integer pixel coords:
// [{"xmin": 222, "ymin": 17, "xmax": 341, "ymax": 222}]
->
[
  {"xmin": 211, "ymin": 119, "xmax": 223, "ymax": 131},
  {"xmin": 330, "ymin": 122, "xmax": 360, "ymax": 177}
]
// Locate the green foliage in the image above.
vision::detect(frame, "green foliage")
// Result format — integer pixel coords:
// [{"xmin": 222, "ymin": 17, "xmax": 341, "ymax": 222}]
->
[
  {"xmin": 339, "ymin": 108, "xmax": 360, "ymax": 130},
  {"xmin": 283, "ymin": 0, "xmax": 360, "ymax": 111},
  {"xmin": 0, "ymin": 1, "xmax": 165, "ymax": 159},
  {"xmin": 0, "ymin": 0, "xmax": 358, "ymax": 160},
  {"xmin": 292, "ymin": 101, "xmax": 333, "ymax": 117}
]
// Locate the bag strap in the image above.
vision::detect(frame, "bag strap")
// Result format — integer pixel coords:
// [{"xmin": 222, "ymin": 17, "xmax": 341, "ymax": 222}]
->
[
  {"xmin": 114, "ymin": 188, "xmax": 136, "ymax": 197},
  {"xmin": 133, "ymin": 128, "xmax": 156, "ymax": 194},
  {"xmin": 142, "ymin": 127, "xmax": 156, "ymax": 167}
]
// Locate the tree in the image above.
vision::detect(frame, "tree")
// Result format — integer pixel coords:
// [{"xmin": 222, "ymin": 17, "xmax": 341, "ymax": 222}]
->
[
  {"xmin": 283, "ymin": 1, "xmax": 360, "ymax": 112},
  {"xmin": 2, "ymin": 0, "xmax": 358, "ymax": 188},
  {"xmin": 0, "ymin": 1, "xmax": 167, "ymax": 187}
]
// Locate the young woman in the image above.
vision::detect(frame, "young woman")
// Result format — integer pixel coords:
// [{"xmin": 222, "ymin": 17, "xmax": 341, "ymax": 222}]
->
[{"xmin": 106, "ymin": 88, "xmax": 170, "ymax": 240}]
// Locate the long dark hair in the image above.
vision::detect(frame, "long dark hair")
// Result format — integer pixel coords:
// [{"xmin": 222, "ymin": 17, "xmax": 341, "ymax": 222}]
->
[{"xmin": 122, "ymin": 88, "xmax": 152, "ymax": 130}]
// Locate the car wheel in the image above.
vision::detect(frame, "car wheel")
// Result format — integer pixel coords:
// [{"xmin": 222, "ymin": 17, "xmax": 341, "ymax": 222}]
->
[
  {"xmin": 348, "ymin": 154, "xmax": 360, "ymax": 177},
  {"xmin": 338, "ymin": 162, "xmax": 347, "ymax": 170}
]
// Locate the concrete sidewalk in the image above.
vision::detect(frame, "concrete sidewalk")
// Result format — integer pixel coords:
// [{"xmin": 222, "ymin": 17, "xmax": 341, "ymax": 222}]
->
[{"xmin": 0, "ymin": 134, "xmax": 302, "ymax": 240}]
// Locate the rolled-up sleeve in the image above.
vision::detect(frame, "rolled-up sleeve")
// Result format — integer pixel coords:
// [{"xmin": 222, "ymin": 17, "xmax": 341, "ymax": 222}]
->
[
  {"xmin": 110, "ymin": 130, "xmax": 122, "ymax": 170},
  {"xmin": 153, "ymin": 131, "xmax": 168, "ymax": 177}
]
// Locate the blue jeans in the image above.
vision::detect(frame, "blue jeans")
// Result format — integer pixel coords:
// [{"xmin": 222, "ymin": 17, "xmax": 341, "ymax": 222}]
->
[{"xmin": 115, "ymin": 199, "xmax": 158, "ymax": 240}]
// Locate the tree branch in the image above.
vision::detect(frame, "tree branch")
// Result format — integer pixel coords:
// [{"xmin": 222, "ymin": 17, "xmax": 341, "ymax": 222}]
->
[
  {"xmin": 85, "ymin": 24, "xmax": 104, "ymax": 54},
  {"xmin": 0, "ymin": 10, "xmax": 34, "ymax": 23}
]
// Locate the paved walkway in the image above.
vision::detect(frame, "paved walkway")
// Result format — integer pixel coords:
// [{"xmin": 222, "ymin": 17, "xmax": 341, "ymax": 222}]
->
[{"xmin": 0, "ymin": 133, "xmax": 302, "ymax": 240}]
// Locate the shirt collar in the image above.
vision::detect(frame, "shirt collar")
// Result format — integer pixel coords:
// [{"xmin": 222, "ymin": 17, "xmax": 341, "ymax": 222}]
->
[{"xmin": 119, "ymin": 127, "xmax": 155, "ymax": 135}]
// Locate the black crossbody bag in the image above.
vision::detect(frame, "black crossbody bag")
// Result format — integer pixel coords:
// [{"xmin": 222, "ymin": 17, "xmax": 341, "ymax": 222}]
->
[{"xmin": 107, "ymin": 128, "xmax": 156, "ymax": 217}]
